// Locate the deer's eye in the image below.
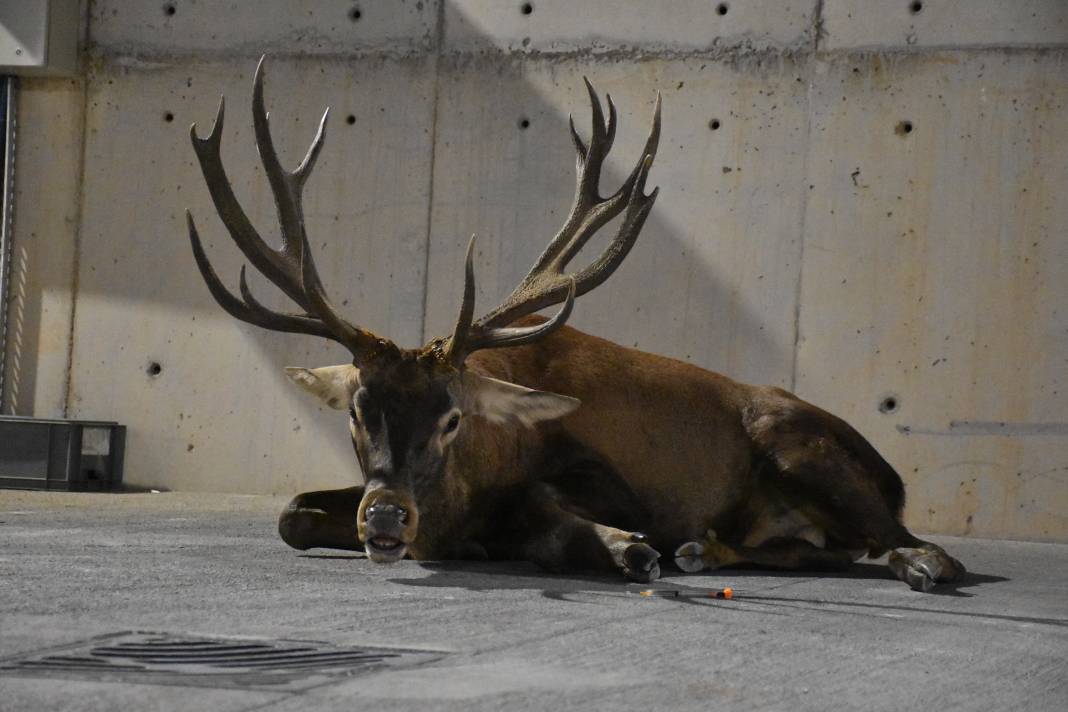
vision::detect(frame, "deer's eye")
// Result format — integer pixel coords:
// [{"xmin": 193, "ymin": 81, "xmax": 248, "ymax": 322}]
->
[{"xmin": 443, "ymin": 413, "xmax": 461, "ymax": 434}]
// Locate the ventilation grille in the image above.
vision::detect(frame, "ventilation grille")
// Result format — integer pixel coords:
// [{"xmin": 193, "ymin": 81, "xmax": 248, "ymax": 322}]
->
[{"xmin": 0, "ymin": 631, "xmax": 444, "ymax": 691}]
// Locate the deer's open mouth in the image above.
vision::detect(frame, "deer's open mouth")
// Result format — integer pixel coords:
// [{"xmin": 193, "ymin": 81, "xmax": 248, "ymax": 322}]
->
[
  {"xmin": 357, "ymin": 488, "xmax": 418, "ymax": 563},
  {"xmin": 365, "ymin": 536, "xmax": 406, "ymax": 562}
]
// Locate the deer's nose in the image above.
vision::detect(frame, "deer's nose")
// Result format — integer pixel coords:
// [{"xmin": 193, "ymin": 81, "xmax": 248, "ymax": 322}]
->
[{"xmin": 365, "ymin": 502, "xmax": 408, "ymax": 524}]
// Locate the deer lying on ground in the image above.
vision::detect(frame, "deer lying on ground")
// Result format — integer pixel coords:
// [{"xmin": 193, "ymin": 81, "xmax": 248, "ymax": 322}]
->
[{"xmin": 187, "ymin": 58, "xmax": 965, "ymax": 592}]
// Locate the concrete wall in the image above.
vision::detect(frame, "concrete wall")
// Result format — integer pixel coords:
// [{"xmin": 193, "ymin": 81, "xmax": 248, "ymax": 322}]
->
[{"xmin": 4, "ymin": 1, "xmax": 1066, "ymax": 541}]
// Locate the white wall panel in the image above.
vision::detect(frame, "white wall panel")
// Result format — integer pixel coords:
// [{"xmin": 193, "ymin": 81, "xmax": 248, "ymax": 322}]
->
[
  {"xmin": 66, "ymin": 58, "xmax": 436, "ymax": 492},
  {"xmin": 2, "ymin": 78, "xmax": 84, "ymax": 417},
  {"xmin": 89, "ymin": 0, "xmax": 438, "ymax": 57},
  {"xmin": 446, "ymin": 0, "xmax": 818, "ymax": 54},
  {"xmin": 822, "ymin": 0, "xmax": 1068, "ymax": 51},
  {"xmin": 795, "ymin": 53, "xmax": 1068, "ymax": 540}
]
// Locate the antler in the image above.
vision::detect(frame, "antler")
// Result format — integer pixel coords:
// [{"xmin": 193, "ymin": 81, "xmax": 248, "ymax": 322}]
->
[
  {"xmin": 186, "ymin": 56, "xmax": 390, "ymax": 362},
  {"xmin": 445, "ymin": 80, "xmax": 661, "ymax": 366}
]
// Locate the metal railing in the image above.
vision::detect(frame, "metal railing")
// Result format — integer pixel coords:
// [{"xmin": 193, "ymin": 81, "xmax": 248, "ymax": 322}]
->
[{"xmin": 0, "ymin": 76, "xmax": 17, "ymax": 414}]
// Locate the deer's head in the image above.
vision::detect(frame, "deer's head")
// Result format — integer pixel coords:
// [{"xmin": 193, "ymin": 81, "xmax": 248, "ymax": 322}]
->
[{"xmin": 187, "ymin": 57, "xmax": 660, "ymax": 562}]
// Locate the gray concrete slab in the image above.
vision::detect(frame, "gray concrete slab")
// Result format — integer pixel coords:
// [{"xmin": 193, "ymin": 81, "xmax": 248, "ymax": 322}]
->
[
  {"xmin": 821, "ymin": 0, "xmax": 1068, "ymax": 51},
  {"xmin": 795, "ymin": 49, "xmax": 1068, "ymax": 542},
  {"xmin": 11, "ymin": 3, "xmax": 1068, "ymax": 543},
  {"xmin": 444, "ymin": 0, "xmax": 818, "ymax": 54},
  {"xmin": 1, "ymin": 491, "xmax": 1065, "ymax": 711}
]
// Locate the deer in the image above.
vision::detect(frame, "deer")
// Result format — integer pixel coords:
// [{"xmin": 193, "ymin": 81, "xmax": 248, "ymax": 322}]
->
[{"xmin": 186, "ymin": 57, "xmax": 966, "ymax": 592}]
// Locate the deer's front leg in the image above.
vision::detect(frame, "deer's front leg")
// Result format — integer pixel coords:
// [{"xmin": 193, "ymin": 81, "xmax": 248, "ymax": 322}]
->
[
  {"xmin": 278, "ymin": 486, "xmax": 365, "ymax": 552},
  {"xmin": 516, "ymin": 485, "xmax": 661, "ymax": 583}
]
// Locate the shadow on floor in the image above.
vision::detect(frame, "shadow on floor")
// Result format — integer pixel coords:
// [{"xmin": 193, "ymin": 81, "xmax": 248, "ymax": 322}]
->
[
  {"xmin": 392, "ymin": 559, "xmax": 1008, "ymax": 592},
  {"xmin": 298, "ymin": 553, "xmax": 366, "ymax": 560},
  {"xmin": 376, "ymin": 559, "xmax": 1064, "ymax": 628}
]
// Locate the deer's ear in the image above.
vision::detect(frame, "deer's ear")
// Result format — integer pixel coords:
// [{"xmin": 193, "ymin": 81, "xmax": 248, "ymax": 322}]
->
[
  {"xmin": 285, "ymin": 365, "xmax": 360, "ymax": 410},
  {"xmin": 462, "ymin": 372, "xmax": 580, "ymax": 427}
]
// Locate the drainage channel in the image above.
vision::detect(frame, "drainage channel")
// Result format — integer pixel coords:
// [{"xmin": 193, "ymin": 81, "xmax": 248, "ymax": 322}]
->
[{"xmin": 0, "ymin": 631, "xmax": 445, "ymax": 691}]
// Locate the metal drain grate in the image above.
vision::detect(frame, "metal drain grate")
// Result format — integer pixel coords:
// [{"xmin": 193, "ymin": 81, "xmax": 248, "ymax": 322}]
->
[{"xmin": 0, "ymin": 631, "xmax": 444, "ymax": 691}]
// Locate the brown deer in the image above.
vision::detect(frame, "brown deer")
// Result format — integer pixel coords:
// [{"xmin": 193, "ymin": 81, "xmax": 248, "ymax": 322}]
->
[{"xmin": 187, "ymin": 58, "xmax": 965, "ymax": 592}]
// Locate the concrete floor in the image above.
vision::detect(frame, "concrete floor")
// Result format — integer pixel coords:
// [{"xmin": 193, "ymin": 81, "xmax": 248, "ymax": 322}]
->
[{"xmin": 1, "ymin": 491, "xmax": 1065, "ymax": 711}]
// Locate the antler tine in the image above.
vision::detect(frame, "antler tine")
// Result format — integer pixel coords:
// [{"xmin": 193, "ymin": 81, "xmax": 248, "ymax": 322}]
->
[
  {"xmin": 294, "ymin": 107, "xmax": 329, "ymax": 187},
  {"xmin": 298, "ymin": 225, "xmax": 386, "ymax": 355},
  {"xmin": 189, "ymin": 97, "xmax": 308, "ymax": 308},
  {"xmin": 251, "ymin": 55, "xmax": 322, "ymax": 293},
  {"xmin": 188, "ymin": 56, "xmax": 391, "ymax": 362},
  {"xmin": 468, "ymin": 278, "xmax": 576, "ymax": 351},
  {"xmin": 554, "ymin": 90, "xmax": 659, "ymax": 270},
  {"xmin": 444, "ymin": 235, "xmax": 479, "ymax": 367},
  {"xmin": 581, "ymin": 77, "xmax": 610, "ymax": 181},
  {"xmin": 474, "ymin": 84, "xmax": 662, "ymax": 332},
  {"xmin": 187, "ymin": 212, "xmax": 335, "ymax": 339},
  {"xmin": 440, "ymin": 235, "xmax": 576, "ymax": 363},
  {"xmin": 572, "ymin": 154, "xmax": 659, "ymax": 292},
  {"xmin": 529, "ymin": 80, "xmax": 613, "ymax": 277},
  {"xmin": 439, "ymin": 82, "xmax": 659, "ymax": 367}
]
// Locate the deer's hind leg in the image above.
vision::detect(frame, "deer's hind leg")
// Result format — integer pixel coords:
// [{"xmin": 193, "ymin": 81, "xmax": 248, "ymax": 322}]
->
[
  {"xmin": 773, "ymin": 448, "xmax": 965, "ymax": 592},
  {"xmin": 278, "ymin": 486, "xmax": 365, "ymax": 551},
  {"xmin": 744, "ymin": 402, "xmax": 966, "ymax": 592},
  {"xmin": 674, "ymin": 533, "xmax": 856, "ymax": 573}
]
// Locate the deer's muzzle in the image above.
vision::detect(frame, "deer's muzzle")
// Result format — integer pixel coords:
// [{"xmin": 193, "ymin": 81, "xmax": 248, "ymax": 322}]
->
[{"xmin": 357, "ymin": 487, "xmax": 419, "ymax": 563}]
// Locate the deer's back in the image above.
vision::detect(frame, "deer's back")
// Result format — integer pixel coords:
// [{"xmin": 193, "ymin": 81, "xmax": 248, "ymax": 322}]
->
[{"xmin": 467, "ymin": 320, "xmax": 761, "ymax": 542}]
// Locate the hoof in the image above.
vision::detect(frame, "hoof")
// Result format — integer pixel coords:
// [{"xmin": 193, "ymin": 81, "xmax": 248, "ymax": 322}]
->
[
  {"xmin": 674, "ymin": 530, "xmax": 732, "ymax": 573},
  {"xmin": 673, "ymin": 541, "xmax": 706, "ymax": 573},
  {"xmin": 623, "ymin": 543, "xmax": 661, "ymax": 583},
  {"xmin": 889, "ymin": 547, "xmax": 966, "ymax": 592}
]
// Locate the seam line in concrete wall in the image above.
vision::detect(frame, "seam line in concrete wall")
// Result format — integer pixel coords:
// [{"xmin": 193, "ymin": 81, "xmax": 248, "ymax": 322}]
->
[
  {"xmin": 789, "ymin": 62, "xmax": 818, "ymax": 393},
  {"xmin": 817, "ymin": 43, "xmax": 1068, "ymax": 56},
  {"xmin": 83, "ymin": 44, "xmax": 1068, "ymax": 67},
  {"xmin": 418, "ymin": 1, "xmax": 446, "ymax": 346},
  {"xmin": 812, "ymin": 0, "xmax": 826, "ymax": 53},
  {"xmin": 789, "ymin": 0, "xmax": 824, "ymax": 390},
  {"xmin": 85, "ymin": 47, "xmax": 439, "ymax": 65},
  {"xmin": 61, "ymin": 77, "xmax": 90, "ymax": 419},
  {"xmin": 0, "ymin": 78, "xmax": 18, "ymax": 413},
  {"xmin": 434, "ymin": 47, "xmax": 814, "ymax": 63}
]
